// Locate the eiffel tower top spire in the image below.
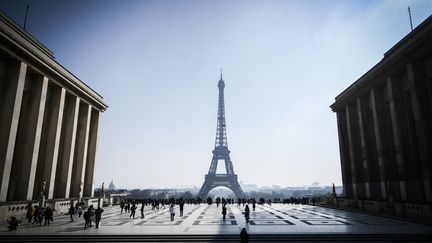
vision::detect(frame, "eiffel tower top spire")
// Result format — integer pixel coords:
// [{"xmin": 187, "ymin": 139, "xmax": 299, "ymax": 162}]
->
[{"xmin": 215, "ymin": 71, "xmax": 227, "ymax": 148}]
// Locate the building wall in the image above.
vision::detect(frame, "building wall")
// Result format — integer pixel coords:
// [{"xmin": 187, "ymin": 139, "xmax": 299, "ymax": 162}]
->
[
  {"xmin": 332, "ymin": 41, "xmax": 432, "ymax": 205},
  {"xmin": 0, "ymin": 12, "xmax": 107, "ymax": 218}
]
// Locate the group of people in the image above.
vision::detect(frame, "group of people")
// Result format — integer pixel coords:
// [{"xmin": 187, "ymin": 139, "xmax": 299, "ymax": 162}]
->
[
  {"xmin": 119, "ymin": 199, "xmax": 186, "ymax": 221},
  {"xmin": 68, "ymin": 203, "xmax": 104, "ymax": 229},
  {"xmin": 8, "ymin": 204, "xmax": 54, "ymax": 231}
]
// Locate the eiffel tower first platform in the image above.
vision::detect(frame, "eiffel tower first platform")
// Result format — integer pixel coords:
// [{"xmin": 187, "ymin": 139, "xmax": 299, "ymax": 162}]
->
[{"xmin": 197, "ymin": 72, "xmax": 245, "ymax": 199}]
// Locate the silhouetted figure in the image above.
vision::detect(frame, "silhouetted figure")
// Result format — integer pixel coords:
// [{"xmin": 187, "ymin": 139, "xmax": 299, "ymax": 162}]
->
[
  {"xmin": 68, "ymin": 204, "xmax": 75, "ymax": 222},
  {"xmin": 170, "ymin": 203, "xmax": 175, "ymax": 221},
  {"xmin": 140, "ymin": 202, "xmax": 145, "ymax": 219},
  {"xmin": 26, "ymin": 203, "xmax": 33, "ymax": 223},
  {"xmin": 83, "ymin": 210, "xmax": 91, "ymax": 229},
  {"xmin": 240, "ymin": 227, "xmax": 249, "ymax": 243},
  {"xmin": 179, "ymin": 201, "xmax": 184, "ymax": 217},
  {"xmin": 252, "ymin": 200, "xmax": 256, "ymax": 211},
  {"xmin": 222, "ymin": 204, "xmax": 227, "ymax": 221},
  {"xmin": 130, "ymin": 201, "xmax": 137, "ymax": 219},
  {"xmin": 120, "ymin": 200, "xmax": 125, "ymax": 213},
  {"xmin": 332, "ymin": 183, "xmax": 336, "ymax": 197},
  {"xmin": 88, "ymin": 205, "xmax": 95, "ymax": 227},
  {"xmin": 44, "ymin": 207, "xmax": 53, "ymax": 226},
  {"xmin": 32, "ymin": 205, "xmax": 42, "ymax": 225},
  {"xmin": 95, "ymin": 206, "xmax": 104, "ymax": 228},
  {"xmin": 244, "ymin": 205, "xmax": 250, "ymax": 223}
]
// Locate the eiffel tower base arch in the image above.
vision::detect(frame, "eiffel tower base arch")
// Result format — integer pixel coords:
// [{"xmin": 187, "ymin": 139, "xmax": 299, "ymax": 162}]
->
[{"xmin": 197, "ymin": 174, "xmax": 245, "ymax": 199}]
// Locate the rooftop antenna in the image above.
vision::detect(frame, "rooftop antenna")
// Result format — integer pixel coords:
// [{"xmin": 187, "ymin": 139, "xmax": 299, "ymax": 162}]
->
[
  {"xmin": 408, "ymin": 7, "xmax": 413, "ymax": 31},
  {"xmin": 23, "ymin": 5, "xmax": 29, "ymax": 30},
  {"xmin": 220, "ymin": 68, "xmax": 223, "ymax": 80}
]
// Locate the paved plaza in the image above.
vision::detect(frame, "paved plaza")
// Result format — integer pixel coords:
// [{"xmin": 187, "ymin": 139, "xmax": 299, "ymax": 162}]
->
[{"xmin": 1, "ymin": 204, "xmax": 432, "ymax": 236}]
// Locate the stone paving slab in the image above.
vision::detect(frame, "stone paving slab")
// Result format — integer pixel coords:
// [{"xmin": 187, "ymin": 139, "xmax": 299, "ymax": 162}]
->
[{"xmin": 1, "ymin": 204, "xmax": 432, "ymax": 235}]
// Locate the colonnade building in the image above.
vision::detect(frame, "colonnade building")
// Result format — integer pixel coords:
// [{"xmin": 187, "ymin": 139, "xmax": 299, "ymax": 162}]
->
[
  {"xmin": 330, "ymin": 15, "xmax": 432, "ymax": 220},
  {"xmin": 0, "ymin": 12, "xmax": 107, "ymax": 217}
]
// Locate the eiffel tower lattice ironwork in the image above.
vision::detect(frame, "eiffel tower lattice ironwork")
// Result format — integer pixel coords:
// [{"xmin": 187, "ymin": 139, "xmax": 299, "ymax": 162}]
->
[{"xmin": 197, "ymin": 72, "xmax": 245, "ymax": 199}]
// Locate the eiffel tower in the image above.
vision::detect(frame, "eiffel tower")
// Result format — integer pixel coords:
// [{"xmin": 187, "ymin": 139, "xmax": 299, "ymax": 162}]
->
[{"xmin": 197, "ymin": 71, "xmax": 245, "ymax": 199}]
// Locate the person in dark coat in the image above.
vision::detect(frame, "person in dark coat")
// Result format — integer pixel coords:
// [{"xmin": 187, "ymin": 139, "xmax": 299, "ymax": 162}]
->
[
  {"xmin": 222, "ymin": 204, "xmax": 227, "ymax": 221},
  {"xmin": 83, "ymin": 210, "xmax": 90, "ymax": 229},
  {"xmin": 179, "ymin": 201, "xmax": 184, "ymax": 217},
  {"xmin": 240, "ymin": 227, "xmax": 249, "ymax": 243},
  {"xmin": 130, "ymin": 201, "xmax": 137, "ymax": 219},
  {"xmin": 44, "ymin": 207, "xmax": 53, "ymax": 226},
  {"xmin": 68, "ymin": 204, "xmax": 75, "ymax": 222},
  {"xmin": 95, "ymin": 206, "xmax": 104, "ymax": 228},
  {"xmin": 244, "ymin": 205, "xmax": 250, "ymax": 223},
  {"xmin": 140, "ymin": 202, "xmax": 145, "ymax": 219}
]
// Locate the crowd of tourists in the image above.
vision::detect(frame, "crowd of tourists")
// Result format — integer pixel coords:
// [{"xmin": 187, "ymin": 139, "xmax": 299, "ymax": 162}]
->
[{"xmin": 6, "ymin": 196, "xmax": 313, "ymax": 231}]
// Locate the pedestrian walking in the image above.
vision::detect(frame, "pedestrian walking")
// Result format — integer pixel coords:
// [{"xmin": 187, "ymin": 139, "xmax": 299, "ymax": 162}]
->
[
  {"xmin": 179, "ymin": 201, "xmax": 184, "ymax": 217},
  {"xmin": 68, "ymin": 204, "xmax": 75, "ymax": 222},
  {"xmin": 244, "ymin": 205, "xmax": 250, "ymax": 223},
  {"xmin": 120, "ymin": 200, "xmax": 125, "ymax": 214},
  {"xmin": 222, "ymin": 204, "xmax": 227, "ymax": 221},
  {"xmin": 95, "ymin": 206, "xmax": 104, "ymax": 228},
  {"xmin": 83, "ymin": 210, "xmax": 91, "ymax": 229},
  {"xmin": 140, "ymin": 202, "xmax": 145, "ymax": 219},
  {"xmin": 169, "ymin": 203, "xmax": 175, "ymax": 221},
  {"xmin": 130, "ymin": 201, "xmax": 137, "ymax": 219},
  {"xmin": 44, "ymin": 207, "xmax": 53, "ymax": 226},
  {"xmin": 26, "ymin": 203, "xmax": 34, "ymax": 223}
]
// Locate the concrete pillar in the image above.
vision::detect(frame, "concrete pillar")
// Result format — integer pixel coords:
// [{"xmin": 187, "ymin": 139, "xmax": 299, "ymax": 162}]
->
[
  {"xmin": 406, "ymin": 63, "xmax": 432, "ymax": 201},
  {"xmin": 356, "ymin": 98, "xmax": 371, "ymax": 198},
  {"xmin": 0, "ymin": 62, "xmax": 27, "ymax": 202},
  {"xmin": 71, "ymin": 103, "xmax": 91, "ymax": 199},
  {"xmin": 25, "ymin": 77, "xmax": 49, "ymax": 200},
  {"xmin": 345, "ymin": 105, "xmax": 358, "ymax": 199},
  {"xmin": 6, "ymin": 72, "xmax": 48, "ymax": 201},
  {"xmin": 84, "ymin": 109, "xmax": 100, "ymax": 197},
  {"xmin": 34, "ymin": 86, "xmax": 66, "ymax": 199},
  {"xmin": 370, "ymin": 88, "xmax": 387, "ymax": 199},
  {"xmin": 386, "ymin": 78, "xmax": 407, "ymax": 201},
  {"xmin": 54, "ymin": 96, "xmax": 79, "ymax": 199},
  {"xmin": 336, "ymin": 112, "xmax": 348, "ymax": 196}
]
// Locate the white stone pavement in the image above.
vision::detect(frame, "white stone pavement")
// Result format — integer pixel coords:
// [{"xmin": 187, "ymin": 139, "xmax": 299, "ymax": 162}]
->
[{"xmin": 1, "ymin": 204, "xmax": 431, "ymax": 235}]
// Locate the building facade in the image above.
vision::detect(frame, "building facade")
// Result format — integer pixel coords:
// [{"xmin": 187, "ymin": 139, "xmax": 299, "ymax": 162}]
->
[
  {"xmin": 330, "ymin": 15, "xmax": 432, "ymax": 220},
  {"xmin": 0, "ymin": 12, "xmax": 107, "ymax": 218}
]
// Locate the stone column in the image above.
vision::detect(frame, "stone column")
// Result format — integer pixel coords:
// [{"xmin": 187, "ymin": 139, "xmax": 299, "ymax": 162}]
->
[
  {"xmin": 0, "ymin": 62, "xmax": 27, "ymax": 202},
  {"xmin": 34, "ymin": 86, "xmax": 66, "ymax": 200},
  {"xmin": 345, "ymin": 105, "xmax": 358, "ymax": 199},
  {"xmin": 386, "ymin": 78, "xmax": 407, "ymax": 201},
  {"xmin": 84, "ymin": 109, "xmax": 100, "ymax": 197},
  {"xmin": 406, "ymin": 63, "xmax": 432, "ymax": 201},
  {"xmin": 54, "ymin": 96, "xmax": 80, "ymax": 198},
  {"xmin": 370, "ymin": 88, "xmax": 387, "ymax": 199},
  {"xmin": 71, "ymin": 103, "xmax": 91, "ymax": 199},
  {"xmin": 6, "ymin": 72, "xmax": 49, "ymax": 201},
  {"xmin": 25, "ymin": 77, "xmax": 49, "ymax": 200},
  {"xmin": 336, "ymin": 112, "xmax": 348, "ymax": 196},
  {"xmin": 356, "ymin": 98, "xmax": 371, "ymax": 198}
]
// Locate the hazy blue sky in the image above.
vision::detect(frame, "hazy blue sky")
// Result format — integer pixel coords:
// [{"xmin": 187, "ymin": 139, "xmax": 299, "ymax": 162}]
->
[{"xmin": 1, "ymin": 0, "xmax": 431, "ymax": 189}]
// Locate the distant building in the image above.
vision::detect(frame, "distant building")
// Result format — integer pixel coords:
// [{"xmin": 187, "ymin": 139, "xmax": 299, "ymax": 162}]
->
[
  {"xmin": 109, "ymin": 180, "xmax": 115, "ymax": 191},
  {"xmin": 330, "ymin": 15, "xmax": 432, "ymax": 219},
  {"xmin": 311, "ymin": 182, "xmax": 320, "ymax": 187},
  {"xmin": 0, "ymin": 12, "xmax": 107, "ymax": 219}
]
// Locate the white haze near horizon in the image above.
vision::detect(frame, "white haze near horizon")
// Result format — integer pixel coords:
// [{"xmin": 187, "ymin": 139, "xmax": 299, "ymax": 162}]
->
[{"xmin": 1, "ymin": 0, "xmax": 432, "ymax": 190}]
